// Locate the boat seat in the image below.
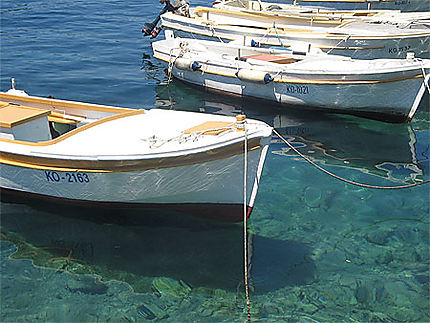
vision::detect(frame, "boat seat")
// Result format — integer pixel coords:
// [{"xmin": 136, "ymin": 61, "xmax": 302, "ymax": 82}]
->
[
  {"xmin": 0, "ymin": 104, "xmax": 52, "ymax": 142},
  {"xmin": 48, "ymin": 111, "xmax": 81, "ymax": 125},
  {"xmin": 0, "ymin": 104, "xmax": 51, "ymax": 128},
  {"xmin": 243, "ymin": 54, "xmax": 298, "ymax": 64},
  {"xmin": 184, "ymin": 121, "xmax": 234, "ymax": 135}
]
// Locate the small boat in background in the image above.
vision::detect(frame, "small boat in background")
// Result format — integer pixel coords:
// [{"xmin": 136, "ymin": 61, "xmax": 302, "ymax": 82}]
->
[
  {"xmin": 0, "ymin": 81, "xmax": 273, "ymax": 222},
  {"xmin": 213, "ymin": 0, "xmax": 430, "ymax": 27},
  {"xmin": 242, "ymin": 0, "xmax": 430, "ymax": 12},
  {"xmin": 160, "ymin": 4, "xmax": 430, "ymax": 59},
  {"xmin": 152, "ymin": 33, "xmax": 430, "ymax": 122}
]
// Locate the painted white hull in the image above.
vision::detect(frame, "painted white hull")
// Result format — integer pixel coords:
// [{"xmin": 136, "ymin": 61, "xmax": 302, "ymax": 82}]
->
[
  {"xmin": 175, "ymin": 70, "xmax": 426, "ymax": 119},
  {"xmin": 272, "ymin": 0, "xmax": 429, "ymax": 12},
  {"xmin": 1, "ymin": 144, "xmax": 269, "ymax": 221},
  {"xmin": 152, "ymin": 36, "xmax": 430, "ymax": 122},
  {"xmin": 0, "ymin": 92, "xmax": 273, "ymax": 222},
  {"xmin": 161, "ymin": 12, "xmax": 430, "ymax": 59}
]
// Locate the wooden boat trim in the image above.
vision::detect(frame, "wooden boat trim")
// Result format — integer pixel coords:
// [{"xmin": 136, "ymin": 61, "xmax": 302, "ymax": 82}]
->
[
  {"xmin": 274, "ymin": 73, "xmax": 424, "ymax": 84},
  {"xmin": 48, "ymin": 115, "xmax": 80, "ymax": 124},
  {"xmin": 0, "ymin": 158, "xmax": 110, "ymax": 173},
  {"xmin": 324, "ymin": 31, "xmax": 430, "ymax": 39},
  {"xmin": 0, "ymin": 93, "xmax": 137, "ymax": 114},
  {"xmin": 167, "ymin": 12, "xmax": 430, "ymax": 39},
  {"xmin": 158, "ymin": 22, "xmax": 384, "ymax": 50},
  {"xmin": 0, "ymin": 105, "xmax": 51, "ymax": 128},
  {"xmin": 0, "ymin": 109, "xmax": 145, "ymax": 147},
  {"xmin": 154, "ymin": 54, "xmax": 424, "ymax": 84},
  {"xmin": 291, "ymin": 0, "xmax": 407, "ymax": 3},
  {"xmin": 316, "ymin": 45, "xmax": 385, "ymax": 50},
  {"xmin": 0, "ymin": 139, "xmax": 262, "ymax": 172},
  {"xmin": 195, "ymin": 6, "xmax": 347, "ymax": 25},
  {"xmin": 252, "ymin": 25, "xmax": 429, "ymax": 39}
]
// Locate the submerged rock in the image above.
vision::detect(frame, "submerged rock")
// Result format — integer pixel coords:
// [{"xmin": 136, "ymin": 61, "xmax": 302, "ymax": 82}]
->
[
  {"xmin": 151, "ymin": 277, "xmax": 192, "ymax": 298},
  {"xmin": 66, "ymin": 276, "xmax": 108, "ymax": 295},
  {"xmin": 303, "ymin": 186, "xmax": 322, "ymax": 208},
  {"xmin": 365, "ymin": 229, "xmax": 392, "ymax": 246},
  {"xmin": 136, "ymin": 304, "xmax": 156, "ymax": 320},
  {"xmin": 354, "ymin": 280, "xmax": 387, "ymax": 306}
]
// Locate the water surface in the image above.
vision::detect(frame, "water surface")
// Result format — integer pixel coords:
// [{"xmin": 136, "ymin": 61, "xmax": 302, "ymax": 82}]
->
[{"xmin": 1, "ymin": 0, "xmax": 429, "ymax": 321}]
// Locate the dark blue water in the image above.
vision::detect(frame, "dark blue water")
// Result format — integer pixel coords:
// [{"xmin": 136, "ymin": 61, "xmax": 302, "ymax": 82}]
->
[{"xmin": 1, "ymin": 1, "xmax": 429, "ymax": 322}]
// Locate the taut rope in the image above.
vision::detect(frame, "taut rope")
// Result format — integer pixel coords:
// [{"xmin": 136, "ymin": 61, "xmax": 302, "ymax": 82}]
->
[
  {"xmin": 273, "ymin": 129, "xmax": 430, "ymax": 189},
  {"xmin": 243, "ymin": 122, "xmax": 252, "ymax": 323}
]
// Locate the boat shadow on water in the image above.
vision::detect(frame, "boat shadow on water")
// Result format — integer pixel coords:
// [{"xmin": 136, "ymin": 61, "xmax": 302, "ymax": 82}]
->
[{"xmin": 0, "ymin": 199, "xmax": 316, "ymax": 294}]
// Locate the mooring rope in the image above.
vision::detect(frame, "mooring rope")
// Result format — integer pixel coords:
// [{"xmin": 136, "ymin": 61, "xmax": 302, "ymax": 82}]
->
[
  {"xmin": 167, "ymin": 48, "xmax": 176, "ymax": 83},
  {"xmin": 243, "ymin": 123, "xmax": 252, "ymax": 323},
  {"xmin": 417, "ymin": 58, "xmax": 430, "ymax": 94},
  {"xmin": 326, "ymin": 34, "xmax": 351, "ymax": 55},
  {"xmin": 273, "ymin": 129, "xmax": 430, "ymax": 189},
  {"xmin": 273, "ymin": 22, "xmax": 285, "ymax": 48}
]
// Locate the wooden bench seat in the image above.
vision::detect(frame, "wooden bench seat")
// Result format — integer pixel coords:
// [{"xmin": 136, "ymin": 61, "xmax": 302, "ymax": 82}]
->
[
  {"xmin": 243, "ymin": 54, "xmax": 298, "ymax": 64},
  {"xmin": 0, "ymin": 104, "xmax": 51, "ymax": 128}
]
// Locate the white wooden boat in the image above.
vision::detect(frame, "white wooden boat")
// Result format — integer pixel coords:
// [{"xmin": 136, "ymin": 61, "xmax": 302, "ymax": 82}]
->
[
  {"xmin": 213, "ymin": 0, "xmax": 430, "ymax": 27},
  {"xmin": 0, "ymin": 83, "xmax": 272, "ymax": 222},
  {"xmin": 160, "ymin": 6, "xmax": 430, "ymax": 59},
  {"xmin": 152, "ymin": 33, "xmax": 430, "ymax": 122},
  {"xmin": 244, "ymin": 0, "xmax": 430, "ymax": 12}
]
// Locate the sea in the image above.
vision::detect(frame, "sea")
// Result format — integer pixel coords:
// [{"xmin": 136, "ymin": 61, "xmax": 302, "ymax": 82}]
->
[{"xmin": 1, "ymin": 0, "xmax": 429, "ymax": 322}]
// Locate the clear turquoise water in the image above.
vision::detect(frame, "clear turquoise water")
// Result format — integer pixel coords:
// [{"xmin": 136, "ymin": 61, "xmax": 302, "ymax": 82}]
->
[{"xmin": 1, "ymin": 1, "xmax": 429, "ymax": 322}]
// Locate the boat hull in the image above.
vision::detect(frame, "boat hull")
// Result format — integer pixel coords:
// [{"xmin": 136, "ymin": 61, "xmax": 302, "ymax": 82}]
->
[
  {"xmin": 277, "ymin": 0, "xmax": 429, "ymax": 12},
  {"xmin": 0, "ymin": 141, "xmax": 270, "ymax": 222},
  {"xmin": 163, "ymin": 62, "xmax": 429, "ymax": 123},
  {"xmin": 161, "ymin": 13, "xmax": 430, "ymax": 59},
  {"xmin": 1, "ymin": 188, "xmax": 252, "ymax": 222}
]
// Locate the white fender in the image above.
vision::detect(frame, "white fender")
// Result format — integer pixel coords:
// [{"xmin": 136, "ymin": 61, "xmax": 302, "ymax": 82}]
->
[
  {"xmin": 236, "ymin": 69, "xmax": 273, "ymax": 84},
  {"xmin": 174, "ymin": 57, "xmax": 201, "ymax": 71}
]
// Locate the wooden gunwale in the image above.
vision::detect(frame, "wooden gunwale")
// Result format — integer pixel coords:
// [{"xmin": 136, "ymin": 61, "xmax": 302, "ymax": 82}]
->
[{"xmin": 0, "ymin": 109, "xmax": 145, "ymax": 147}]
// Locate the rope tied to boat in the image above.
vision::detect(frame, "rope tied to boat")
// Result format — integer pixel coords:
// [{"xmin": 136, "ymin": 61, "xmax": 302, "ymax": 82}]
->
[
  {"xmin": 242, "ymin": 119, "xmax": 252, "ymax": 323},
  {"xmin": 142, "ymin": 123, "xmax": 238, "ymax": 148},
  {"xmin": 167, "ymin": 41, "xmax": 191, "ymax": 83},
  {"xmin": 415, "ymin": 58, "xmax": 430, "ymax": 94},
  {"xmin": 326, "ymin": 34, "xmax": 351, "ymax": 54},
  {"xmin": 273, "ymin": 129, "xmax": 430, "ymax": 189},
  {"xmin": 272, "ymin": 22, "xmax": 285, "ymax": 48}
]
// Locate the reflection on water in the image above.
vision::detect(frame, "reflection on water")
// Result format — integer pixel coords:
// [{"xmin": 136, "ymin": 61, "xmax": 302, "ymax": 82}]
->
[
  {"xmin": 154, "ymin": 80, "xmax": 429, "ymax": 184},
  {"xmin": 0, "ymin": 202, "xmax": 316, "ymax": 294}
]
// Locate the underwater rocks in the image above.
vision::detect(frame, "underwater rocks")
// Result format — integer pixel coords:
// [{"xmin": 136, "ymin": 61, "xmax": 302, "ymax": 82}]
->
[
  {"xmin": 151, "ymin": 277, "xmax": 192, "ymax": 298},
  {"xmin": 67, "ymin": 276, "xmax": 108, "ymax": 295},
  {"xmin": 303, "ymin": 186, "xmax": 323, "ymax": 208}
]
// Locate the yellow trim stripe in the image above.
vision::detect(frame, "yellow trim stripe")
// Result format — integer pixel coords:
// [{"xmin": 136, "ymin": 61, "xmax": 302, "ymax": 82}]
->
[
  {"xmin": 0, "ymin": 158, "xmax": 111, "ymax": 173},
  {"xmin": 196, "ymin": 7, "xmax": 347, "ymax": 25},
  {"xmin": 185, "ymin": 9, "xmax": 430, "ymax": 39},
  {"xmin": 0, "ymin": 93, "xmax": 137, "ymax": 115},
  {"xmin": 275, "ymin": 74, "xmax": 424, "ymax": 84},
  {"xmin": 291, "ymin": 0, "xmax": 409, "ymax": 2},
  {"xmin": 48, "ymin": 115, "xmax": 79, "ymax": 125},
  {"xmin": 317, "ymin": 45, "xmax": 385, "ymax": 50},
  {"xmin": 0, "ymin": 138, "xmax": 262, "ymax": 172}
]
